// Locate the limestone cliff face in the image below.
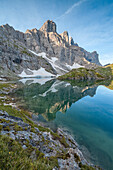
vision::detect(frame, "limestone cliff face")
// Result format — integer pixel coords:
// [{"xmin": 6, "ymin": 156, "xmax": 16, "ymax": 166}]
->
[
  {"xmin": 39, "ymin": 20, "xmax": 56, "ymax": 32},
  {"xmin": 0, "ymin": 20, "xmax": 101, "ymax": 78}
]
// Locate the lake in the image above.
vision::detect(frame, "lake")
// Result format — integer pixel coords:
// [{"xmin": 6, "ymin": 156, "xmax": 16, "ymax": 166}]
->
[{"xmin": 11, "ymin": 78, "xmax": 113, "ymax": 170}]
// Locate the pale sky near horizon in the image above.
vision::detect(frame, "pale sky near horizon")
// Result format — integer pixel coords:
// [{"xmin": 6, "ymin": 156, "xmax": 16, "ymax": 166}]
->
[{"xmin": 0, "ymin": 0, "xmax": 113, "ymax": 65}]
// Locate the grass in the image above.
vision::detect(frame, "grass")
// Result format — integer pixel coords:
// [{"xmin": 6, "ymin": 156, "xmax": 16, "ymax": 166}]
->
[
  {"xmin": 0, "ymin": 83, "xmax": 14, "ymax": 90},
  {"xmin": 0, "ymin": 82, "xmax": 98, "ymax": 170},
  {"xmin": 0, "ymin": 125, "xmax": 3, "ymax": 131},
  {"xmin": 3, "ymin": 126, "xmax": 10, "ymax": 131},
  {"xmin": 58, "ymin": 66, "xmax": 113, "ymax": 80},
  {"xmin": 21, "ymin": 50, "xmax": 33, "ymax": 57},
  {"xmin": 79, "ymin": 162, "xmax": 97, "ymax": 170},
  {"xmin": 0, "ymin": 118, "xmax": 10, "ymax": 124},
  {"xmin": 13, "ymin": 124, "xmax": 23, "ymax": 131},
  {"xmin": 0, "ymin": 105, "xmax": 32, "ymax": 124},
  {"xmin": 105, "ymin": 63, "xmax": 113, "ymax": 74},
  {"xmin": 96, "ymin": 66, "xmax": 112, "ymax": 78},
  {"xmin": 0, "ymin": 135, "xmax": 59, "ymax": 170},
  {"xmin": 106, "ymin": 80, "xmax": 113, "ymax": 90},
  {"xmin": 74, "ymin": 153, "xmax": 81, "ymax": 162},
  {"xmin": 14, "ymin": 44, "xmax": 19, "ymax": 48},
  {"xmin": 0, "ymin": 103, "xmax": 68, "ymax": 148},
  {"xmin": 51, "ymin": 132, "xmax": 69, "ymax": 148}
]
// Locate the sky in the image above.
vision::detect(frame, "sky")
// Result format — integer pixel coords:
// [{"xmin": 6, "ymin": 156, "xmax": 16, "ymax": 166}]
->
[{"xmin": 0, "ymin": 0, "xmax": 113, "ymax": 65}]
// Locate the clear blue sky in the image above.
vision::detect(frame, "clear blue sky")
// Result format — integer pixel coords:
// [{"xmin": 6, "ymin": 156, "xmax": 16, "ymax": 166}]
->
[{"xmin": 0, "ymin": 0, "xmax": 113, "ymax": 65}]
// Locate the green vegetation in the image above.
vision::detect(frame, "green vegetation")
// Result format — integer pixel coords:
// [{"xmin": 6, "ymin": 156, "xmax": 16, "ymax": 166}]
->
[
  {"xmin": 21, "ymin": 50, "xmax": 33, "ymax": 57},
  {"xmin": 3, "ymin": 126, "xmax": 10, "ymax": 131},
  {"xmin": 0, "ymin": 135, "xmax": 59, "ymax": 170},
  {"xmin": 0, "ymin": 125, "xmax": 3, "ymax": 131},
  {"xmin": 74, "ymin": 153, "xmax": 81, "ymax": 162},
  {"xmin": 14, "ymin": 44, "xmax": 19, "ymax": 48},
  {"xmin": 0, "ymin": 118, "xmax": 10, "ymax": 124},
  {"xmin": 105, "ymin": 80, "xmax": 113, "ymax": 90},
  {"xmin": 96, "ymin": 66, "xmax": 112, "ymax": 78},
  {"xmin": 0, "ymin": 105, "xmax": 31, "ymax": 123},
  {"xmin": 79, "ymin": 162, "xmax": 96, "ymax": 170},
  {"xmin": 0, "ymin": 81, "xmax": 98, "ymax": 169},
  {"xmin": 0, "ymin": 102, "xmax": 69, "ymax": 148},
  {"xmin": 58, "ymin": 66, "xmax": 113, "ymax": 81},
  {"xmin": 105, "ymin": 63, "xmax": 113, "ymax": 71},
  {"xmin": 51, "ymin": 132, "xmax": 69, "ymax": 148},
  {"xmin": 56, "ymin": 151, "xmax": 70, "ymax": 160},
  {"xmin": 0, "ymin": 83, "xmax": 14, "ymax": 90},
  {"xmin": 13, "ymin": 124, "xmax": 23, "ymax": 131},
  {"xmin": 60, "ymin": 136, "xmax": 69, "ymax": 148}
]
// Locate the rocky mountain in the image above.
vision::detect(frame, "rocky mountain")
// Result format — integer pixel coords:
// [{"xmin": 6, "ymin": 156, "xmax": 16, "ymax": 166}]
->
[{"xmin": 0, "ymin": 20, "xmax": 101, "ymax": 78}]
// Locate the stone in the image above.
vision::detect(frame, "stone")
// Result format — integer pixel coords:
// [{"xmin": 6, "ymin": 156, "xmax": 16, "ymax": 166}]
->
[
  {"xmin": 0, "ymin": 20, "xmax": 101, "ymax": 78},
  {"xmin": 40, "ymin": 20, "xmax": 57, "ymax": 32},
  {"xmin": 69, "ymin": 37, "xmax": 75, "ymax": 45},
  {"xmin": 0, "ymin": 110, "xmax": 99, "ymax": 169},
  {"xmin": 60, "ymin": 31, "xmax": 69, "ymax": 44}
]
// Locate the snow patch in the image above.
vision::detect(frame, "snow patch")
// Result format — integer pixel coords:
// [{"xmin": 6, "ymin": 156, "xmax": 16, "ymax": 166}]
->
[
  {"xmin": 51, "ymin": 57, "xmax": 58, "ymax": 63},
  {"xmin": 39, "ymin": 81, "xmax": 63, "ymax": 97},
  {"xmin": 65, "ymin": 83, "xmax": 70, "ymax": 87},
  {"xmin": 66, "ymin": 63, "xmax": 84, "ymax": 70},
  {"xmin": 32, "ymin": 95, "xmax": 37, "ymax": 98},
  {"xmin": 4, "ymin": 103, "xmax": 16, "ymax": 107},
  {"xmin": 18, "ymin": 67, "xmax": 55, "ymax": 78},
  {"xmin": 0, "ymin": 78, "xmax": 5, "ymax": 81},
  {"xmin": 19, "ymin": 77, "xmax": 53, "ymax": 85},
  {"xmin": 28, "ymin": 50, "xmax": 84, "ymax": 75},
  {"xmin": 29, "ymin": 50, "xmax": 68, "ymax": 73}
]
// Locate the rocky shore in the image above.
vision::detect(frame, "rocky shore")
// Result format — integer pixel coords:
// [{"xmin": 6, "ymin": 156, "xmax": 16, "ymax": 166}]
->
[
  {"xmin": 0, "ymin": 81, "xmax": 101, "ymax": 169},
  {"xmin": 0, "ymin": 110, "xmax": 100, "ymax": 170}
]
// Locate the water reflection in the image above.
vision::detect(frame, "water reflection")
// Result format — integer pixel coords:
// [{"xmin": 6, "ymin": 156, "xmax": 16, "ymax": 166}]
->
[
  {"xmin": 11, "ymin": 78, "xmax": 113, "ymax": 169},
  {"xmin": 12, "ymin": 79, "xmax": 111, "ymax": 121}
]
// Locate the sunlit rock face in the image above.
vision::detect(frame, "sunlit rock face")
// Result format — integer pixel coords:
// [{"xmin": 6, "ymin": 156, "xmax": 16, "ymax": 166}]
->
[
  {"xmin": 39, "ymin": 20, "xmax": 57, "ymax": 32},
  {"xmin": 0, "ymin": 20, "xmax": 101, "ymax": 78}
]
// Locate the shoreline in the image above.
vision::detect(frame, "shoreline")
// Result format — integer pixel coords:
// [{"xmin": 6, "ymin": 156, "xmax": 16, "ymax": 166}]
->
[
  {"xmin": 0, "ymin": 110, "xmax": 100, "ymax": 169},
  {"xmin": 0, "ymin": 80, "xmax": 101, "ymax": 169}
]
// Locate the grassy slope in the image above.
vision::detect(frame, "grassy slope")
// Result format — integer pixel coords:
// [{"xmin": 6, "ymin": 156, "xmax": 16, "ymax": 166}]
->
[
  {"xmin": 0, "ymin": 135, "xmax": 58, "ymax": 170},
  {"xmin": 105, "ymin": 64, "xmax": 113, "ymax": 74},
  {"xmin": 105, "ymin": 80, "xmax": 113, "ymax": 90},
  {"xmin": 58, "ymin": 66, "xmax": 113, "ymax": 80}
]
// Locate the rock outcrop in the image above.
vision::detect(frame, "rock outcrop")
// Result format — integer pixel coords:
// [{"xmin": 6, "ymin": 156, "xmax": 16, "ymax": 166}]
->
[
  {"xmin": 39, "ymin": 20, "xmax": 56, "ymax": 32},
  {"xmin": 58, "ymin": 67, "xmax": 113, "ymax": 81},
  {"xmin": 0, "ymin": 20, "xmax": 101, "ymax": 78}
]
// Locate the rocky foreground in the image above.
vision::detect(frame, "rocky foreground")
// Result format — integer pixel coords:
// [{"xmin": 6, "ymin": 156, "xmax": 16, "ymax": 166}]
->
[{"xmin": 0, "ymin": 82, "xmax": 101, "ymax": 170}]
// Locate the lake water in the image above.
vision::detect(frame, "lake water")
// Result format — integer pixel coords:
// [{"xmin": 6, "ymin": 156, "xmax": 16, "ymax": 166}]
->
[{"xmin": 12, "ymin": 78, "xmax": 113, "ymax": 170}]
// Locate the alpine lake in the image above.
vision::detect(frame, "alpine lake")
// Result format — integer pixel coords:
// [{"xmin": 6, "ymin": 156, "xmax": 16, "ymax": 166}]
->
[{"xmin": 9, "ymin": 78, "xmax": 113, "ymax": 170}]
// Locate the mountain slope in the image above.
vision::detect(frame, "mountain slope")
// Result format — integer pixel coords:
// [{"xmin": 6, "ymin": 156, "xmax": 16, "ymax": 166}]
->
[
  {"xmin": 58, "ymin": 66, "xmax": 113, "ymax": 80},
  {"xmin": 0, "ymin": 20, "xmax": 101, "ymax": 78}
]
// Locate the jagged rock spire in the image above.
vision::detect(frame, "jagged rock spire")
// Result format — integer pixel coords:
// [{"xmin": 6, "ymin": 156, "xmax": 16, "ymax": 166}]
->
[
  {"xmin": 60, "ymin": 31, "xmax": 69, "ymax": 44},
  {"xmin": 39, "ymin": 20, "xmax": 57, "ymax": 32}
]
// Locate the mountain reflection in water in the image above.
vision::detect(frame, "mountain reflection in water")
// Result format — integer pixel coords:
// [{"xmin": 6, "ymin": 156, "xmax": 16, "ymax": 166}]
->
[
  {"xmin": 11, "ymin": 78, "xmax": 113, "ymax": 170},
  {"xmin": 12, "ymin": 79, "xmax": 110, "ymax": 120}
]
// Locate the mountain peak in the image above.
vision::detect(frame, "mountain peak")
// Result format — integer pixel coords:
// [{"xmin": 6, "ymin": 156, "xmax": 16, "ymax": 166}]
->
[{"xmin": 39, "ymin": 20, "xmax": 57, "ymax": 32}]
